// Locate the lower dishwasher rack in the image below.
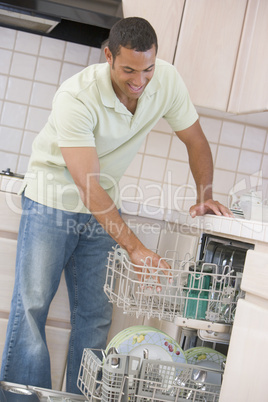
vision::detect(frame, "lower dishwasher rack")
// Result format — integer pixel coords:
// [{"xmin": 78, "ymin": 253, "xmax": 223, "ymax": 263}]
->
[
  {"xmin": 77, "ymin": 348, "xmax": 222, "ymax": 402},
  {"xmin": 104, "ymin": 247, "xmax": 244, "ymax": 339}
]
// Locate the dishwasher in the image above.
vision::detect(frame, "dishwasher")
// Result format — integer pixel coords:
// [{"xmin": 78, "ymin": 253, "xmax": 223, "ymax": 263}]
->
[{"xmin": 77, "ymin": 233, "xmax": 254, "ymax": 401}]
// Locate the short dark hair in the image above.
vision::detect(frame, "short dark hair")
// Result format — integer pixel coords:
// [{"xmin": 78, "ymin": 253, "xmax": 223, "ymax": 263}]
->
[{"xmin": 108, "ymin": 17, "xmax": 158, "ymax": 59}]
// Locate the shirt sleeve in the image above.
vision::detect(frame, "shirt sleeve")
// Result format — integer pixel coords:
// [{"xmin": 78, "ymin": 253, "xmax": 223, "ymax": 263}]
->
[
  {"xmin": 52, "ymin": 91, "xmax": 96, "ymax": 147},
  {"xmin": 163, "ymin": 67, "xmax": 199, "ymax": 132}
]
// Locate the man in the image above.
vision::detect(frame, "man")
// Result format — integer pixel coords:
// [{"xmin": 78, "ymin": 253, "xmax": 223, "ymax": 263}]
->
[{"xmin": 0, "ymin": 17, "xmax": 232, "ymax": 394}]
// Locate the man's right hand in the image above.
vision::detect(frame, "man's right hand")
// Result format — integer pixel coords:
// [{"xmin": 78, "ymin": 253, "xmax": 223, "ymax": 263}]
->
[{"xmin": 128, "ymin": 245, "xmax": 171, "ymax": 289}]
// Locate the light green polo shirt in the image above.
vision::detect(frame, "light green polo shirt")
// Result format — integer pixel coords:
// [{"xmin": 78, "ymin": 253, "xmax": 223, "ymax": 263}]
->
[{"xmin": 21, "ymin": 58, "xmax": 198, "ymax": 213}]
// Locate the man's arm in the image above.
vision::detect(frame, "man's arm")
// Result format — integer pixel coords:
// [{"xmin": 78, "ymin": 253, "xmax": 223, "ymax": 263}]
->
[
  {"xmin": 60, "ymin": 146, "xmax": 170, "ymax": 278},
  {"xmin": 175, "ymin": 120, "xmax": 232, "ymax": 217}
]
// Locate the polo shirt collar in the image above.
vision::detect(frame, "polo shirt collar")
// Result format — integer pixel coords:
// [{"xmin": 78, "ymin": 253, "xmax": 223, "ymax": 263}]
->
[{"xmin": 97, "ymin": 62, "xmax": 161, "ymax": 112}]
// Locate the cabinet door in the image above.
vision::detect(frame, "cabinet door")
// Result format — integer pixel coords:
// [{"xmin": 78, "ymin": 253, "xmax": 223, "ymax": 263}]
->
[
  {"xmin": 228, "ymin": 0, "xmax": 268, "ymax": 113},
  {"xmin": 0, "ymin": 238, "xmax": 17, "ymax": 313},
  {"xmin": 174, "ymin": 0, "xmax": 247, "ymax": 111},
  {"xmin": 122, "ymin": 0, "xmax": 185, "ymax": 63},
  {"xmin": 0, "ymin": 192, "xmax": 21, "ymax": 233},
  {"xmin": 219, "ymin": 249, "xmax": 268, "ymax": 401},
  {"xmin": 219, "ymin": 299, "xmax": 268, "ymax": 402}
]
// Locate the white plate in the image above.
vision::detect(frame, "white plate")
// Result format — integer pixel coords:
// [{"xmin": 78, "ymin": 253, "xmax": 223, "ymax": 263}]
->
[{"xmin": 112, "ymin": 326, "xmax": 186, "ymax": 364}]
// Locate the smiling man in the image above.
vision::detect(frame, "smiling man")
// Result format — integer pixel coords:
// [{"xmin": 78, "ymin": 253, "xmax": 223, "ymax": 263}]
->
[
  {"xmin": 1, "ymin": 17, "xmax": 231, "ymax": 394},
  {"xmin": 105, "ymin": 45, "xmax": 156, "ymax": 112}
]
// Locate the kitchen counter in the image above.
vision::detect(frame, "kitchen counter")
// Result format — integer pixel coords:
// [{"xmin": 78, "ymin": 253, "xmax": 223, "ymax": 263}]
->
[
  {"xmin": 121, "ymin": 200, "xmax": 268, "ymax": 246},
  {"xmin": 1, "ymin": 175, "xmax": 268, "ymax": 246}
]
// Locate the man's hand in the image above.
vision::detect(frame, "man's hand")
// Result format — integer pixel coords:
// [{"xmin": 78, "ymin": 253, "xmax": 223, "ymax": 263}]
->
[
  {"xmin": 189, "ymin": 199, "xmax": 233, "ymax": 218},
  {"xmin": 128, "ymin": 246, "xmax": 171, "ymax": 290}
]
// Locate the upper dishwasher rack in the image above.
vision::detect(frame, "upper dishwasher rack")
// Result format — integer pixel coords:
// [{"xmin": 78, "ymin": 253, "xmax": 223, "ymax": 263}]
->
[{"xmin": 104, "ymin": 247, "xmax": 244, "ymax": 334}]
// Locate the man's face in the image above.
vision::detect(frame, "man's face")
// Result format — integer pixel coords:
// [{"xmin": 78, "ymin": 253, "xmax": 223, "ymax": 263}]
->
[{"xmin": 105, "ymin": 45, "xmax": 156, "ymax": 102}]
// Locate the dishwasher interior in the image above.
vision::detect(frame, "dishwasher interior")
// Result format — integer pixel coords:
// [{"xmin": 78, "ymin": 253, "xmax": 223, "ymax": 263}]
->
[{"xmin": 76, "ymin": 232, "xmax": 254, "ymax": 401}]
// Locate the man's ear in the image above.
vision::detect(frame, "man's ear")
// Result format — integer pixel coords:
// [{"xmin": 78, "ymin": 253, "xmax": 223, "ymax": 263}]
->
[{"xmin": 104, "ymin": 47, "xmax": 113, "ymax": 65}]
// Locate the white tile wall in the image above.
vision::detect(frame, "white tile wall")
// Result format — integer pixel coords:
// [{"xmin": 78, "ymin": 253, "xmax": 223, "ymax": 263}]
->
[
  {"xmin": 15, "ymin": 31, "xmax": 41, "ymax": 54},
  {"xmin": 30, "ymin": 82, "xmax": 57, "ymax": 108},
  {"xmin": 10, "ymin": 53, "xmax": 37, "ymax": 79},
  {"xmin": 35, "ymin": 58, "xmax": 62, "ymax": 84},
  {"xmin": 0, "ymin": 49, "xmax": 12, "ymax": 74},
  {"xmin": 39, "ymin": 36, "xmax": 65, "ymax": 59},
  {"xmin": 164, "ymin": 160, "xmax": 190, "ymax": 186},
  {"xmin": 1, "ymin": 102, "xmax": 28, "ymax": 128},
  {"xmin": 64, "ymin": 42, "xmax": 90, "ymax": 65},
  {"xmin": 6, "ymin": 77, "xmax": 32, "ymax": 103},
  {"xmin": 0, "ymin": 127, "xmax": 23, "ymax": 153},
  {"xmin": 242, "ymin": 126, "xmax": 266, "ymax": 152},
  {"xmin": 0, "ymin": 26, "xmax": 268, "ymax": 216},
  {"xmin": 0, "ymin": 75, "xmax": 7, "ymax": 96},
  {"xmin": 215, "ymin": 145, "xmax": 240, "ymax": 171},
  {"xmin": 145, "ymin": 131, "xmax": 171, "ymax": 157},
  {"xmin": 141, "ymin": 155, "xmax": 166, "ymax": 182},
  {"xmin": 138, "ymin": 179, "xmax": 164, "ymax": 207},
  {"xmin": 238, "ymin": 150, "xmax": 262, "ymax": 174},
  {"xmin": 220, "ymin": 121, "xmax": 244, "ymax": 147},
  {"xmin": 0, "ymin": 27, "xmax": 16, "ymax": 48},
  {"xmin": 0, "ymin": 27, "xmax": 103, "ymax": 176}
]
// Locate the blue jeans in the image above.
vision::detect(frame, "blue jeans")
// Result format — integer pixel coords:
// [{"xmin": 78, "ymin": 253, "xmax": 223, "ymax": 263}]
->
[{"xmin": 0, "ymin": 194, "xmax": 117, "ymax": 393}]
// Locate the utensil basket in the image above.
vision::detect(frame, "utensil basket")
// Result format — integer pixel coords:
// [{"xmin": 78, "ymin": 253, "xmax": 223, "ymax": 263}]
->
[
  {"xmin": 104, "ymin": 247, "xmax": 244, "ymax": 333},
  {"xmin": 77, "ymin": 349, "xmax": 222, "ymax": 402}
]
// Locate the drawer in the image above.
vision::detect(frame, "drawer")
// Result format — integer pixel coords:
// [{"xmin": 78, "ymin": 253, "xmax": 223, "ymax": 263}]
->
[{"xmin": 0, "ymin": 192, "xmax": 21, "ymax": 233}]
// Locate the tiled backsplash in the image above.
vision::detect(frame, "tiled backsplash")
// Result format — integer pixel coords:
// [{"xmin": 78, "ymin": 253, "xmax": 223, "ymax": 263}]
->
[
  {"xmin": 0, "ymin": 27, "xmax": 102, "ymax": 173},
  {"xmin": 0, "ymin": 27, "xmax": 268, "ymax": 214}
]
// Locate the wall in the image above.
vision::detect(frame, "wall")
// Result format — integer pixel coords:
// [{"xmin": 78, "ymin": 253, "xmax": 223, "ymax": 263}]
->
[
  {"xmin": 0, "ymin": 26, "xmax": 268, "ymax": 215},
  {"xmin": 0, "ymin": 27, "xmax": 101, "ymax": 171}
]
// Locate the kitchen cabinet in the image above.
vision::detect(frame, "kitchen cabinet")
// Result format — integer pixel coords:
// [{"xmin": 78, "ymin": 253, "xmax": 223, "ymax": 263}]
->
[
  {"xmin": 123, "ymin": 0, "xmax": 268, "ymax": 114},
  {"xmin": 122, "ymin": 0, "xmax": 185, "ymax": 64},
  {"xmin": 221, "ymin": 300, "xmax": 268, "ymax": 401},
  {"xmin": 228, "ymin": 0, "xmax": 268, "ymax": 114},
  {"xmin": 219, "ymin": 249, "xmax": 268, "ymax": 401},
  {"xmin": 173, "ymin": 0, "xmax": 248, "ymax": 111}
]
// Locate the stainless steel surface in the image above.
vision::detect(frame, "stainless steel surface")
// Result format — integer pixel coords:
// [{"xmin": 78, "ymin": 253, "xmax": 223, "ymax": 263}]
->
[
  {"xmin": 143, "ymin": 348, "xmax": 149, "ymax": 360},
  {"xmin": 0, "ymin": 383, "xmax": 39, "ymax": 401},
  {"xmin": 0, "ymin": 382, "xmax": 86, "ymax": 402},
  {"xmin": 0, "ymin": 0, "xmax": 123, "ymax": 47},
  {"xmin": 1, "ymin": 168, "xmax": 24, "ymax": 179},
  {"xmin": 199, "ymin": 234, "xmax": 254, "ymax": 274}
]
